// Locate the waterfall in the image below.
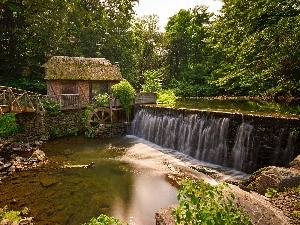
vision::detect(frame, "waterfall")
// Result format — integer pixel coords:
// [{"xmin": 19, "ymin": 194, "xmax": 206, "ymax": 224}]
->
[
  {"xmin": 231, "ymin": 123, "xmax": 253, "ymax": 171},
  {"xmin": 131, "ymin": 106, "xmax": 299, "ymax": 173},
  {"xmin": 131, "ymin": 108, "xmax": 230, "ymax": 167}
]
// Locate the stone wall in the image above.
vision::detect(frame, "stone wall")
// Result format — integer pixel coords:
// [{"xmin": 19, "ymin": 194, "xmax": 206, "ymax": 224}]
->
[
  {"xmin": 94, "ymin": 123, "xmax": 126, "ymax": 138},
  {"xmin": 16, "ymin": 110, "xmax": 85, "ymax": 141},
  {"xmin": 44, "ymin": 109, "xmax": 85, "ymax": 138},
  {"xmin": 16, "ymin": 109, "xmax": 127, "ymax": 141}
]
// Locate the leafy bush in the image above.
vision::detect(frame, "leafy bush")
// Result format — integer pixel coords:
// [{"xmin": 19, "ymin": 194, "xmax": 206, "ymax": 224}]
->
[
  {"xmin": 0, "ymin": 113, "xmax": 23, "ymax": 137},
  {"xmin": 141, "ymin": 70, "xmax": 162, "ymax": 93},
  {"xmin": 157, "ymin": 89, "xmax": 177, "ymax": 106},
  {"xmin": 173, "ymin": 179, "xmax": 252, "ymax": 225},
  {"xmin": 112, "ymin": 79, "xmax": 135, "ymax": 121},
  {"xmin": 0, "ymin": 206, "xmax": 22, "ymax": 223},
  {"xmin": 82, "ymin": 214, "xmax": 127, "ymax": 225},
  {"xmin": 94, "ymin": 93, "xmax": 110, "ymax": 107},
  {"xmin": 168, "ymin": 79, "xmax": 218, "ymax": 97},
  {"xmin": 49, "ymin": 126, "xmax": 62, "ymax": 138},
  {"xmin": 265, "ymin": 188, "xmax": 278, "ymax": 198},
  {"xmin": 42, "ymin": 98, "xmax": 61, "ymax": 115}
]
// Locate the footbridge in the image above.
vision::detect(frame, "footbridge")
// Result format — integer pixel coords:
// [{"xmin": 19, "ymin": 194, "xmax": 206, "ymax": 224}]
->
[{"xmin": 0, "ymin": 86, "xmax": 45, "ymax": 115}]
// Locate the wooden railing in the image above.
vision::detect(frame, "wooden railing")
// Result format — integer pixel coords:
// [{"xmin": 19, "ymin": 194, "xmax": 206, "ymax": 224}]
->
[
  {"xmin": 47, "ymin": 94, "xmax": 80, "ymax": 110},
  {"xmin": 0, "ymin": 86, "xmax": 44, "ymax": 115}
]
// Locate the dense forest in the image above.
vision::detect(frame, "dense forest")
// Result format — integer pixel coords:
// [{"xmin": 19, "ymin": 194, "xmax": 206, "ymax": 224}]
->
[{"xmin": 0, "ymin": 0, "xmax": 299, "ymax": 99}]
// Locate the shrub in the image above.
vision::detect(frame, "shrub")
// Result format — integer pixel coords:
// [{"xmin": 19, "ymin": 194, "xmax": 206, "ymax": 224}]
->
[
  {"xmin": 141, "ymin": 70, "xmax": 162, "ymax": 93},
  {"xmin": 0, "ymin": 206, "xmax": 23, "ymax": 223},
  {"xmin": 157, "ymin": 89, "xmax": 177, "ymax": 106},
  {"xmin": 94, "ymin": 93, "xmax": 110, "ymax": 108},
  {"xmin": 0, "ymin": 113, "xmax": 23, "ymax": 137},
  {"xmin": 112, "ymin": 80, "xmax": 135, "ymax": 121},
  {"xmin": 42, "ymin": 98, "xmax": 60, "ymax": 115},
  {"xmin": 265, "ymin": 188, "xmax": 278, "ymax": 198},
  {"xmin": 173, "ymin": 179, "xmax": 252, "ymax": 225},
  {"xmin": 82, "ymin": 214, "xmax": 127, "ymax": 225}
]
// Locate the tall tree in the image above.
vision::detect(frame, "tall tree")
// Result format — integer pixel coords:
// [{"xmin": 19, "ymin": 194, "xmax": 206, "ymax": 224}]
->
[
  {"xmin": 164, "ymin": 5, "xmax": 214, "ymax": 96},
  {"xmin": 210, "ymin": 0, "xmax": 300, "ymax": 97},
  {"xmin": 0, "ymin": 0, "xmax": 138, "ymax": 92},
  {"xmin": 131, "ymin": 14, "xmax": 164, "ymax": 89}
]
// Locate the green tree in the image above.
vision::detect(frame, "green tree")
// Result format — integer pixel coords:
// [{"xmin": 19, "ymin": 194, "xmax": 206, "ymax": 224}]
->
[
  {"xmin": 131, "ymin": 14, "xmax": 165, "ymax": 89},
  {"xmin": 141, "ymin": 70, "xmax": 162, "ymax": 92},
  {"xmin": 210, "ymin": 0, "xmax": 300, "ymax": 97},
  {"xmin": 164, "ymin": 5, "xmax": 215, "ymax": 96},
  {"xmin": 0, "ymin": 0, "xmax": 138, "ymax": 93}
]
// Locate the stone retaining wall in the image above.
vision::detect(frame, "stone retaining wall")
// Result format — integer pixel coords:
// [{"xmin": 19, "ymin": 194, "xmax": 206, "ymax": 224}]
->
[{"xmin": 16, "ymin": 109, "xmax": 126, "ymax": 140}]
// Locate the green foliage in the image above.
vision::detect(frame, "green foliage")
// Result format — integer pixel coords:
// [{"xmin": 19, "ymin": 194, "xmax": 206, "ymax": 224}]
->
[
  {"xmin": 82, "ymin": 214, "xmax": 127, "ymax": 225},
  {"xmin": 210, "ymin": 0, "xmax": 300, "ymax": 97},
  {"xmin": 112, "ymin": 80, "xmax": 135, "ymax": 121},
  {"xmin": 94, "ymin": 93, "xmax": 110, "ymax": 108},
  {"xmin": 164, "ymin": 6, "xmax": 215, "ymax": 92},
  {"xmin": 265, "ymin": 188, "xmax": 278, "ymax": 198},
  {"xmin": 294, "ymin": 185, "xmax": 300, "ymax": 195},
  {"xmin": 42, "ymin": 98, "xmax": 61, "ymax": 115},
  {"xmin": 49, "ymin": 126, "xmax": 79, "ymax": 138},
  {"xmin": 168, "ymin": 79, "xmax": 217, "ymax": 97},
  {"xmin": 2, "ymin": 0, "xmax": 299, "ymax": 99},
  {"xmin": 0, "ymin": 206, "xmax": 22, "ymax": 222},
  {"xmin": 0, "ymin": 0, "xmax": 138, "ymax": 92},
  {"xmin": 67, "ymin": 128, "xmax": 79, "ymax": 136},
  {"xmin": 141, "ymin": 70, "xmax": 162, "ymax": 93},
  {"xmin": 49, "ymin": 126, "xmax": 62, "ymax": 138},
  {"xmin": 0, "ymin": 113, "xmax": 23, "ymax": 137},
  {"xmin": 157, "ymin": 89, "xmax": 177, "ymax": 106},
  {"xmin": 173, "ymin": 179, "xmax": 252, "ymax": 225},
  {"xmin": 131, "ymin": 15, "xmax": 164, "ymax": 89},
  {"xmin": 82, "ymin": 105, "xmax": 94, "ymax": 130},
  {"xmin": 84, "ymin": 126, "xmax": 96, "ymax": 138},
  {"xmin": 291, "ymin": 211, "xmax": 300, "ymax": 224}
]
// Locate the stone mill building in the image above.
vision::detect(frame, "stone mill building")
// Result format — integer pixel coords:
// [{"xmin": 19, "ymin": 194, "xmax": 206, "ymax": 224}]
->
[{"xmin": 43, "ymin": 56, "xmax": 123, "ymax": 110}]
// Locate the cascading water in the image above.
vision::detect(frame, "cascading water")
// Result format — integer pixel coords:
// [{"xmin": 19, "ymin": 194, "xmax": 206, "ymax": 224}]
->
[
  {"xmin": 231, "ymin": 123, "xmax": 253, "ymax": 171},
  {"xmin": 132, "ymin": 108, "xmax": 230, "ymax": 167},
  {"xmin": 131, "ymin": 106, "xmax": 298, "ymax": 173}
]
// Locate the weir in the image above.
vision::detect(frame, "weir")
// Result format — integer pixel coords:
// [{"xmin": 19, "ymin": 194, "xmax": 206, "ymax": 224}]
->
[{"xmin": 131, "ymin": 105, "xmax": 300, "ymax": 173}]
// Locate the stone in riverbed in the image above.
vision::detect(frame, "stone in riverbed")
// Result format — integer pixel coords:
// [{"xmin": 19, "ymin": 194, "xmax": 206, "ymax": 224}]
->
[
  {"xmin": 243, "ymin": 166, "xmax": 300, "ymax": 195},
  {"xmin": 18, "ymin": 217, "xmax": 34, "ymax": 225},
  {"xmin": 29, "ymin": 149, "xmax": 46, "ymax": 162},
  {"xmin": 0, "ymin": 219, "xmax": 13, "ymax": 225},
  {"xmin": 63, "ymin": 149, "xmax": 73, "ymax": 156},
  {"xmin": 2, "ymin": 162, "xmax": 12, "ymax": 170},
  {"xmin": 40, "ymin": 177, "xmax": 59, "ymax": 187},
  {"xmin": 290, "ymin": 155, "xmax": 300, "ymax": 170}
]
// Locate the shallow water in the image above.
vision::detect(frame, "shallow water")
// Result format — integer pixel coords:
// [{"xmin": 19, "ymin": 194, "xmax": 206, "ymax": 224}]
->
[
  {"xmin": 0, "ymin": 136, "xmax": 179, "ymax": 225},
  {"xmin": 0, "ymin": 135, "xmax": 249, "ymax": 225}
]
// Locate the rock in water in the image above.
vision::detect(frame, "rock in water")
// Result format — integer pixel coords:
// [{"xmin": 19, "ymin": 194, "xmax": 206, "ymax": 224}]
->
[
  {"xmin": 29, "ymin": 149, "xmax": 46, "ymax": 162},
  {"xmin": 290, "ymin": 155, "xmax": 300, "ymax": 170},
  {"xmin": 244, "ymin": 166, "xmax": 300, "ymax": 194}
]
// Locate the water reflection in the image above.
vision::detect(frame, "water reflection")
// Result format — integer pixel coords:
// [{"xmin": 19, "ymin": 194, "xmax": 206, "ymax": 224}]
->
[{"xmin": 0, "ymin": 136, "xmax": 179, "ymax": 225}]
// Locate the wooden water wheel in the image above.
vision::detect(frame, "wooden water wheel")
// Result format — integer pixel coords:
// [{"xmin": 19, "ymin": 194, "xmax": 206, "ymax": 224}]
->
[{"xmin": 86, "ymin": 107, "xmax": 113, "ymax": 130}]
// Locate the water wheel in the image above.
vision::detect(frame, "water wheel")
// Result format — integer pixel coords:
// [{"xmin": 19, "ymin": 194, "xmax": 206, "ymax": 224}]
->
[{"xmin": 86, "ymin": 107, "xmax": 112, "ymax": 130}]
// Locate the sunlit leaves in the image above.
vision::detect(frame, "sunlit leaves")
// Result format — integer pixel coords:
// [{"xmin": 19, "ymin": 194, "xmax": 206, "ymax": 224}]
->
[
  {"xmin": 172, "ymin": 179, "xmax": 252, "ymax": 225},
  {"xmin": 211, "ymin": 0, "xmax": 300, "ymax": 97}
]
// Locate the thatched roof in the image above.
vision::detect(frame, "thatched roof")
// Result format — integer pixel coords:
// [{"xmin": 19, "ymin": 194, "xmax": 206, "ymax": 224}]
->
[{"xmin": 43, "ymin": 56, "xmax": 122, "ymax": 81}]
